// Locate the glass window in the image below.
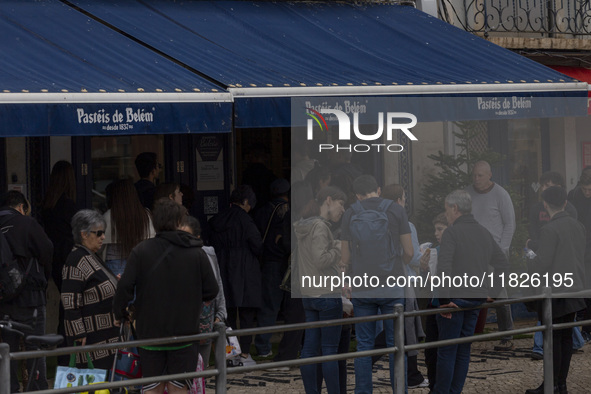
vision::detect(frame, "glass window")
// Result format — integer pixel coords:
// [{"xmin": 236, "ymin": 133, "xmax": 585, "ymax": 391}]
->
[
  {"xmin": 507, "ymin": 119, "xmax": 542, "ymax": 220},
  {"xmin": 90, "ymin": 135, "xmax": 164, "ymax": 211}
]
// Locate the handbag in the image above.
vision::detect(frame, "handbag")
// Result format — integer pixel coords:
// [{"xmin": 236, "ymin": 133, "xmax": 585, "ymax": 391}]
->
[
  {"xmin": 113, "ymin": 349, "xmax": 141, "ymax": 380},
  {"xmin": 112, "ymin": 322, "xmax": 142, "ymax": 380},
  {"xmin": 225, "ymin": 327, "xmax": 241, "ymax": 359},
  {"xmin": 279, "ymin": 253, "xmax": 293, "ymax": 293},
  {"xmin": 54, "ymin": 351, "xmax": 108, "ymax": 392},
  {"xmin": 279, "ymin": 247, "xmax": 298, "ymax": 293},
  {"xmin": 262, "ymin": 201, "xmax": 287, "ymax": 243}
]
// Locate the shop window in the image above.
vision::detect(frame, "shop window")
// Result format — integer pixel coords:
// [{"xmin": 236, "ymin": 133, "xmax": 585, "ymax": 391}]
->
[
  {"xmin": 90, "ymin": 135, "xmax": 164, "ymax": 211},
  {"xmin": 507, "ymin": 118, "xmax": 542, "ymax": 220}
]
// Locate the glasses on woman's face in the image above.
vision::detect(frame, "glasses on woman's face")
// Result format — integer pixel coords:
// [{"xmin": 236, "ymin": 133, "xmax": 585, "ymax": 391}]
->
[{"xmin": 89, "ymin": 230, "xmax": 105, "ymax": 237}]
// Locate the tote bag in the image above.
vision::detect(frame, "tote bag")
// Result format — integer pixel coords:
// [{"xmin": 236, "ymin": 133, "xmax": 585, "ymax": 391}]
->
[{"xmin": 54, "ymin": 352, "xmax": 108, "ymax": 393}]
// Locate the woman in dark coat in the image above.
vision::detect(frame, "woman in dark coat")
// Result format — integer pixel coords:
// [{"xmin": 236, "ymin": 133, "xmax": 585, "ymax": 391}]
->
[
  {"xmin": 61, "ymin": 209, "xmax": 119, "ymax": 369},
  {"xmin": 41, "ymin": 160, "xmax": 77, "ymax": 292},
  {"xmin": 41, "ymin": 161, "xmax": 78, "ymax": 366},
  {"xmin": 208, "ymin": 185, "xmax": 263, "ymax": 366}
]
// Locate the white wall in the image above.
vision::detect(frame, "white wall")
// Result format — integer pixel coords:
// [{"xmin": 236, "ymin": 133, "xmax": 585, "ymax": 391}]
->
[{"xmin": 548, "ymin": 116, "xmax": 591, "ymax": 191}]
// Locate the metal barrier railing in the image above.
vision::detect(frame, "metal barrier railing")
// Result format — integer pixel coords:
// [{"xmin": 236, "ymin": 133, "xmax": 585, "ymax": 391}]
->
[{"xmin": 2, "ymin": 287, "xmax": 591, "ymax": 394}]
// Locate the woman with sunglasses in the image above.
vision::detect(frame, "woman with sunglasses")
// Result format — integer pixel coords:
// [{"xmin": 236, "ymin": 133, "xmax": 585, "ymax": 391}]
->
[{"xmin": 61, "ymin": 209, "xmax": 120, "ymax": 369}]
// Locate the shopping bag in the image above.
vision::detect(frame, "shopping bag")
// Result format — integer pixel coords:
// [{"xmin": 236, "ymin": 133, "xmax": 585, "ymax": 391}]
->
[
  {"xmin": 80, "ymin": 382, "xmax": 127, "ymax": 394},
  {"xmin": 54, "ymin": 352, "xmax": 108, "ymax": 393},
  {"xmin": 189, "ymin": 353, "xmax": 205, "ymax": 394},
  {"xmin": 225, "ymin": 327, "xmax": 241, "ymax": 359},
  {"xmin": 114, "ymin": 349, "xmax": 141, "ymax": 379},
  {"xmin": 112, "ymin": 322, "xmax": 142, "ymax": 385}
]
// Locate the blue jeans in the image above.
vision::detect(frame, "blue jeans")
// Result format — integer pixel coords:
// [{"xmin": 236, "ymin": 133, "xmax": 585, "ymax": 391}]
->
[
  {"xmin": 532, "ymin": 320, "xmax": 585, "ymax": 354},
  {"xmin": 433, "ymin": 298, "xmax": 483, "ymax": 394},
  {"xmin": 300, "ymin": 297, "xmax": 342, "ymax": 394},
  {"xmin": 105, "ymin": 259, "xmax": 126, "ymax": 277},
  {"xmin": 352, "ymin": 297, "xmax": 406, "ymax": 394},
  {"xmin": 255, "ymin": 260, "xmax": 286, "ymax": 355}
]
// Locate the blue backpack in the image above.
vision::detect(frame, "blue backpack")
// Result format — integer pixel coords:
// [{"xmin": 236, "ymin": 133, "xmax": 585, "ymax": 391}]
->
[{"xmin": 349, "ymin": 199, "xmax": 399, "ymax": 277}]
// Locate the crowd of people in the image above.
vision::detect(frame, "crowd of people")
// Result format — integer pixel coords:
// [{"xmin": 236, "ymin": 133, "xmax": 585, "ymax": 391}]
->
[{"xmin": 0, "ymin": 149, "xmax": 590, "ymax": 394}]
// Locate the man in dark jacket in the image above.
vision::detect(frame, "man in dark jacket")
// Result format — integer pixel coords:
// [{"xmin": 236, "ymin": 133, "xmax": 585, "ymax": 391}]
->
[
  {"xmin": 0, "ymin": 190, "xmax": 53, "ymax": 392},
  {"xmin": 113, "ymin": 199, "xmax": 218, "ymax": 394},
  {"xmin": 208, "ymin": 185, "xmax": 263, "ymax": 367},
  {"xmin": 528, "ymin": 171, "xmax": 578, "ymax": 251},
  {"xmin": 434, "ymin": 189, "xmax": 508, "ymax": 394},
  {"xmin": 525, "ymin": 186, "xmax": 586, "ymax": 394},
  {"xmin": 253, "ymin": 179, "xmax": 291, "ymax": 359},
  {"xmin": 567, "ymin": 167, "xmax": 591, "ymax": 339},
  {"xmin": 526, "ymin": 171, "xmax": 582, "ymax": 360},
  {"xmin": 134, "ymin": 152, "xmax": 160, "ymax": 210}
]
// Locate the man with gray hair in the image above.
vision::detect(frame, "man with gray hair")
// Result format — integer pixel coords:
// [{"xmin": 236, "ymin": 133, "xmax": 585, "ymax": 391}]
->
[
  {"xmin": 434, "ymin": 190, "xmax": 508, "ymax": 394},
  {"xmin": 466, "ymin": 160, "xmax": 516, "ymax": 351}
]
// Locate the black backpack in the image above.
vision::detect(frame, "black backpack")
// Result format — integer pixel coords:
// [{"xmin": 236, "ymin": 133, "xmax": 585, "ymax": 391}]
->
[{"xmin": 0, "ymin": 212, "xmax": 34, "ymax": 302}]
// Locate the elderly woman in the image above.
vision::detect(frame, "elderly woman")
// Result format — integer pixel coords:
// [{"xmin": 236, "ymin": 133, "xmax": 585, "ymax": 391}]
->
[{"xmin": 61, "ymin": 209, "xmax": 119, "ymax": 369}]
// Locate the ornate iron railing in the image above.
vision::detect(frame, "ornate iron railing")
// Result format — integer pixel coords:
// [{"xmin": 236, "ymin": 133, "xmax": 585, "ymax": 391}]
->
[{"xmin": 459, "ymin": 0, "xmax": 591, "ymax": 36}]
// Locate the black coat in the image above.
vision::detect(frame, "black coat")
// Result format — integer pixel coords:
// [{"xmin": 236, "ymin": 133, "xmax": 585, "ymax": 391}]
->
[
  {"xmin": 528, "ymin": 211, "xmax": 587, "ymax": 318},
  {"xmin": 527, "ymin": 200, "xmax": 577, "ymax": 251},
  {"xmin": 134, "ymin": 179, "xmax": 156, "ymax": 211},
  {"xmin": 0, "ymin": 208, "xmax": 53, "ymax": 307},
  {"xmin": 62, "ymin": 246, "xmax": 119, "ymax": 369},
  {"xmin": 40, "ymin": 194, "xmax": 76, "ymax": 291},
  {"xmin": 113, "ymin": 231, "xmax": 218, "ymax": 340},
  {"xmin": 254, "ymin": 199, "xmax": 290, "ymax": 263},
  {"xmin": 437, "ymin": 213, "xmax": 509, "ymax": 304},
  {"xmin": 209, "ymin": 205, "xmax": 263, "ymax": 308},
  {"xmin": 568, "ymin": 187, "xmax": 591, "ymax": 245}
]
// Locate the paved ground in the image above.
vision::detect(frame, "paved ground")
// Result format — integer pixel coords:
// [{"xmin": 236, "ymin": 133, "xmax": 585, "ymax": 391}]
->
[{"xmin": 203, "ymin": 320, "xmax": 591, "ymax": 393}]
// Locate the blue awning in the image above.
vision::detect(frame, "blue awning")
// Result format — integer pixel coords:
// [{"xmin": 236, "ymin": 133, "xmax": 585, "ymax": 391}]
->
[
  {"xmin": 2, "ymin": 0, "xmax": 587, "ymax": 133},
  {"xmin": 69, "ymin": 0, "xmax": 588, "ymax": 128},
  {"xmin": 0, "ymin": 0, "xmax": 232, "ymax": 136}
]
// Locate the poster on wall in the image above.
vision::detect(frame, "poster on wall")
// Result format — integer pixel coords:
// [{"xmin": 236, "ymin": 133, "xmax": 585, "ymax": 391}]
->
[{"xmin": 196, "ymin": 135, "xmax": 224, "ymax": 191}]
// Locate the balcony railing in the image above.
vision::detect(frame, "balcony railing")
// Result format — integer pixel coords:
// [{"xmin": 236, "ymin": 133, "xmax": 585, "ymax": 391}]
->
[{"xmin": 460, "ymin": 0, "xmax": 591, "ymax": 36}]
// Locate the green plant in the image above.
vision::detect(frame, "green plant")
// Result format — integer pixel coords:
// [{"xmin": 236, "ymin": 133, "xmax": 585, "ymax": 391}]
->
[
  {"xmin": 416, "ymin": 122, "xmax": 531, "ymax": 278},
  {"xmin": 416, "ymin": 121, "xmax": 501, "ymax": 241}
]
